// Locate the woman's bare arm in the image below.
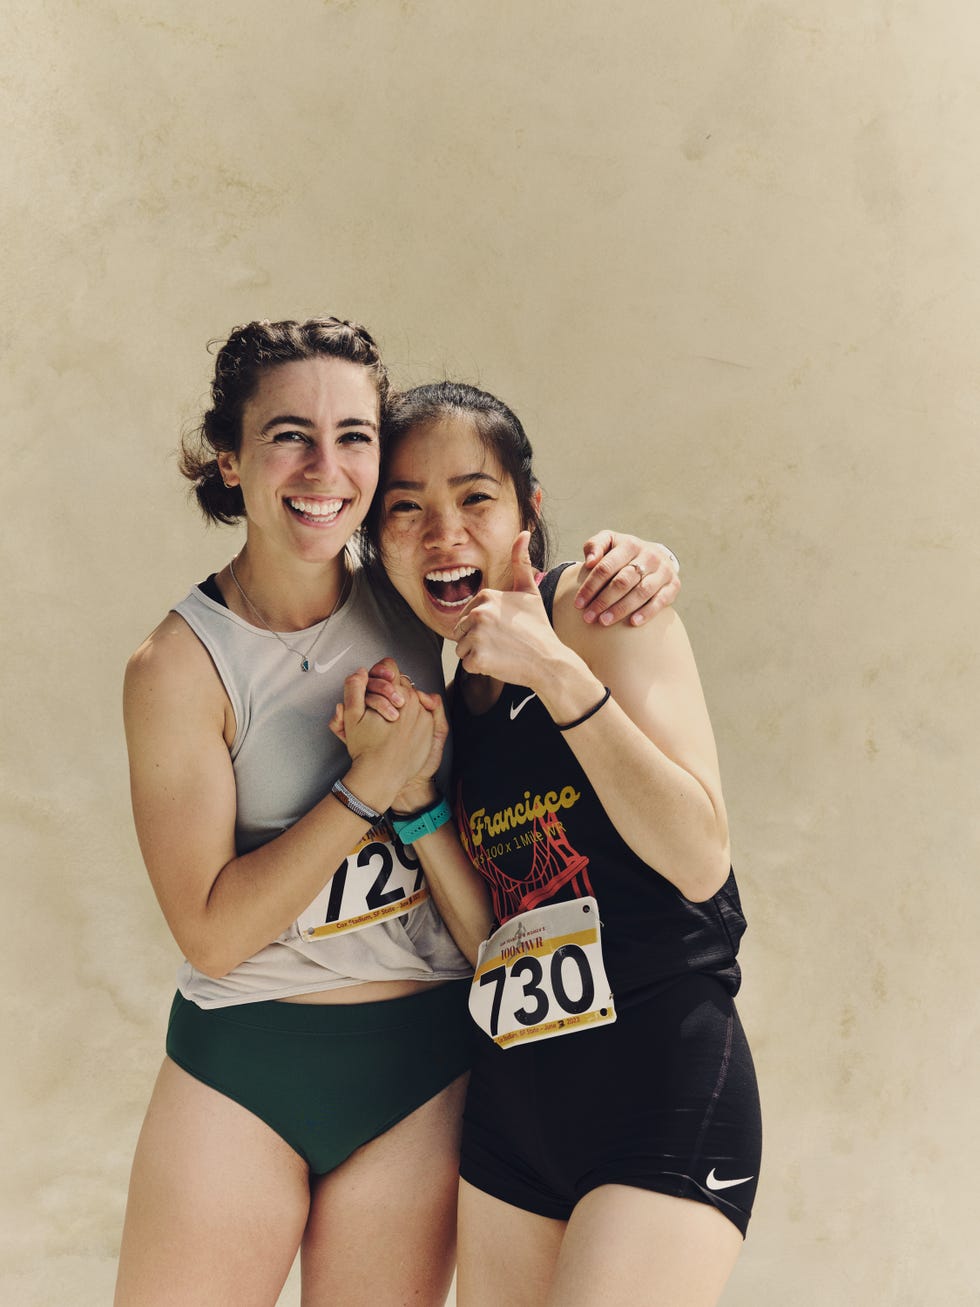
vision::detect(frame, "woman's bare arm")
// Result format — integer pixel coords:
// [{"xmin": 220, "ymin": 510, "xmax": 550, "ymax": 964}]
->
[
  {"xmin": 332, "ymin": 671, "xmax": 492, "ymax": 964},
  {"xmin": 453, "ymin": 535, "xmax": 729, "ymax": 903},
  {"xmin": 124, "ymin": 614, "xmax": 437, "ymax": 978}
]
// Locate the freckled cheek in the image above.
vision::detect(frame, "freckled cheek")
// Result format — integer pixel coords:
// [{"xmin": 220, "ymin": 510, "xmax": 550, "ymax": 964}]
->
[{"xmin": 382, "ymin": 516, "xmax": 419, "ymax": 545}]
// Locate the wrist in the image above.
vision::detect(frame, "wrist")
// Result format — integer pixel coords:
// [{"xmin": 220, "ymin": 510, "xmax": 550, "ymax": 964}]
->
[
  {"xmin": 390, "ymin": 795, "xmax": 453, "ymax": 844},
  {"xmin": 341, "ymin": 759, "xmax": 402, "ymax": 816},
  {"xmin": 535, "ymin": 654, "xmax": 604, "ymax": 726},
  {"xmin": 555, "ymin": 686, "xmax": 610, "ymax": 731},
  {"xmin": 391, "ymin": 781, "xmax": 440, "ymax": 817},
  {"xmin": 330, "ymin": 776, "xmax": 385, "ymax": 824}
]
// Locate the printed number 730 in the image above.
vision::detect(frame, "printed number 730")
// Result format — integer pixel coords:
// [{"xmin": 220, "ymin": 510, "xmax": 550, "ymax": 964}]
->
[{"xmin": 479, "ymin": 945, "xmax": 595, "ymax": 1037}]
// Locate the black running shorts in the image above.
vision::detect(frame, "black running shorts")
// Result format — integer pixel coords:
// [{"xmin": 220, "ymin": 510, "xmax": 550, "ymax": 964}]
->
[{"xmin": 460, "ymin": 973, "xmax": 762, "ymax": 1236}]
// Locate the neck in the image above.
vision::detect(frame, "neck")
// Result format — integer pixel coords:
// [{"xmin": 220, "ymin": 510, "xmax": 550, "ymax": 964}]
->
[
  {"xmin": 223, "ymin": 545, "xmax": 349, "ymax": 632},
  {"xmin": 460, "ymin": 668, "xmax": 504, "ymax": 715}
]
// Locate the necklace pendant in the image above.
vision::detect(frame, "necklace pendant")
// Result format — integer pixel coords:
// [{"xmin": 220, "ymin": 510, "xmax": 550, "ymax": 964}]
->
[{"xmin": 229, "ymin": 553, "xmax": 348, "ymax": 675}]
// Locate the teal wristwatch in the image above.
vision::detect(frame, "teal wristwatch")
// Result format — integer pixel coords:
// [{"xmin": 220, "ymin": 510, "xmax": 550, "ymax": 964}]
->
[{"xmin": 390, "ymin": 797, "xmax": 453, "ymax": 844}]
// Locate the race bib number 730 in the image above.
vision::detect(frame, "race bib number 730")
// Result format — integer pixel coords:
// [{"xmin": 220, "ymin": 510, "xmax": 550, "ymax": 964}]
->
[{"xmin": 469, "ymin": 897, "xmax": 616, "ymax": 1048}]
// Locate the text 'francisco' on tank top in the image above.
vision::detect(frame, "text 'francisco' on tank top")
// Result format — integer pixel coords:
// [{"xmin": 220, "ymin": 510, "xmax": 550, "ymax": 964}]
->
[{"xmin": 449, "ymin": 564, "xmax": 746, "ymax": 1001}]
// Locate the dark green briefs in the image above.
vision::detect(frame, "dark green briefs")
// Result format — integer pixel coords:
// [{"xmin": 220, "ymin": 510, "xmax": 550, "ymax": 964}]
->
[{"xmin": 166, "ymin": 980, "xmax": 473, "ymax": 1174}]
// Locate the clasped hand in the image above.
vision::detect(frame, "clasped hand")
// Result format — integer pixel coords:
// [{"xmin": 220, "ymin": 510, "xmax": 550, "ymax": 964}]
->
[{"xmin": 330, "ymin": 662, "xmax": 448, "ymax": 803}]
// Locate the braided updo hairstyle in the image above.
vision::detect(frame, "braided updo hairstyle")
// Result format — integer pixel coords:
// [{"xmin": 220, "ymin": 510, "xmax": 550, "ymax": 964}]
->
[{"xmin": 180, "ymin": 317, "xmax": 389, "ymax": 524}]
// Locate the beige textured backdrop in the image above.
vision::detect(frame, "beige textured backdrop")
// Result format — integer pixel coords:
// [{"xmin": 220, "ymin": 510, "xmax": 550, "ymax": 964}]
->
[{"xmin": 3, "ymin": 2, "xmax": 977, "ymax": 1303}]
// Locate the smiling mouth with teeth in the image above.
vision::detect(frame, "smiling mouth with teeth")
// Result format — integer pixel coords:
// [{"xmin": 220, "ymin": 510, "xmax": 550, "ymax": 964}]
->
[
  {"xmin": 286, "ymin": 497, "xmax": 345, "ymax": 524},
  {"xmin": 424, "ymin": 566, "xmax": 482, "ymax": 609}
]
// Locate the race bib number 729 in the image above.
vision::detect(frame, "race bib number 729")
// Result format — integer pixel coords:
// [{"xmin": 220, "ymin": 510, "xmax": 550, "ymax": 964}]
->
[
  {"xmin": 469, "ymin": 897, "xmax": 616, "ymax": 1048},
  {"xmin": 297, "ymin": 820, "xmax": 428, "ymax": 939}
]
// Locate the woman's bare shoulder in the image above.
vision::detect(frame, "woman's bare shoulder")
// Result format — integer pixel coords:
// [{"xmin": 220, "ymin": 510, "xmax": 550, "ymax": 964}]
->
[
  {"xmin": 125, "ymin": 609, "xmax": 228, "ymax": 726},
  {"xmin": 551, "ymin": 563, "xmax": 681, "ymax": 662}
]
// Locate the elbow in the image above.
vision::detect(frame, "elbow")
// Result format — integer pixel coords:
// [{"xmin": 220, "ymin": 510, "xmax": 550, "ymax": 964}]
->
[
  {"xmin": 189, "ymin": 953, "xmax": 236, "ymax": 981},
  {"xmin": 677, "ymin": 840, "xmax": 731, "ymax": 904},
  {"xmin": 169, "ymin": 878, "xmax": 253, "ymax": 979},
  {"xmin": 178, "ymin": 930, "xmax": 242, "ymax": 981},
  {"xmin": 444, "ymin": 923, "xmax": 487, "ymax": 970},
  {"xmin": 462, "ymin": 937, "xmax": 483, "ymax": 969},
  {"xmin": 182, "ymin": 945, "xmax": 232, "ymax": 980}
]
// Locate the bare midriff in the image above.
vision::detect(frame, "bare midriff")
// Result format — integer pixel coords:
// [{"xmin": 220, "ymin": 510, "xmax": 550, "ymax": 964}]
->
[{"xmin": 281, "ymin": 977, "xmax": 440, "ymax": 1005}]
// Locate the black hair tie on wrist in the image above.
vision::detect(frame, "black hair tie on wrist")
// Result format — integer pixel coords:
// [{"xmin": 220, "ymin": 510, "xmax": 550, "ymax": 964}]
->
[{"xmin": 556, "ymin": 687, "xmax": 611, "ymax": 732}]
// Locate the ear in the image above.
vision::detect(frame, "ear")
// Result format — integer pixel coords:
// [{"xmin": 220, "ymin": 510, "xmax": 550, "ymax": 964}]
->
[
  {"xmin": 217, "ymin": 449, "xmax": 240, "ymax": 488},
  {"xmin": 528, "ymin": 485, "xmax": 543, "ymax": 529}
]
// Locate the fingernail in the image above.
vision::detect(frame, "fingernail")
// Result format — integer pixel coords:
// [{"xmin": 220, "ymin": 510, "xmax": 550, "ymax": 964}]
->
[
  {"xmin": 582, "ymin": 610, "xmax": 596, "ymax": 624},
  {"xmin": 392, "ymin": 693, "xmax": 405, "ymax": 706},
  {"xmin": 599, "ymin": 612, "xmax": 613, "ymax": 625},
  {"xmin": 574, "ymin": 596, "xmax": 585, "ymax": 608},
  {"xmin": 632, "ymin": 613, "xmax": 645, "ymax": 626}
]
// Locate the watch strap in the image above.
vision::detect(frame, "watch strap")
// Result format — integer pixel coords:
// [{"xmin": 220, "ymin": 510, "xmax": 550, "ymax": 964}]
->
[{"xmin": 390, "ymin": 797, "xmax": 453, "ymax": 844}]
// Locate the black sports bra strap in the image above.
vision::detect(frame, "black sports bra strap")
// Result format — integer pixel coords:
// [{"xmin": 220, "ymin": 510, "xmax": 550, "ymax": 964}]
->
[
  {"xmin": 537, "ymin": 562, "xmax": 576, "ymax": 625},
  {"xmin": 198, "ymin": 573, "xmax": 227, "ymax": 607}
]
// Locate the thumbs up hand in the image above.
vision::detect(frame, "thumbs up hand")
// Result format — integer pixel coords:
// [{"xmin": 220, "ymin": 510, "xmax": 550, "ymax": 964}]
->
[
  {"xmin": 508, "ymin": 530, "xmax": 538, "ymax": 594},
  {"xmin": 452, "ymin": 531, "xmax": 565, "ymax": 687}
]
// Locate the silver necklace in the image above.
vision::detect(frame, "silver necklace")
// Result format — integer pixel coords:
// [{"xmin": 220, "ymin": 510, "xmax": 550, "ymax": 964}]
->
[{"xmin": 228, "ymin": 554, "xmax": 350, "ymax": 672}]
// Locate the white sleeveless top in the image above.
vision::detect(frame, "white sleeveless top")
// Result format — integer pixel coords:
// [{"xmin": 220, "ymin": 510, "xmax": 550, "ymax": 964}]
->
[{"xmin": 171, "ymin": 568, "xmax": 470, "ymax": 1008}]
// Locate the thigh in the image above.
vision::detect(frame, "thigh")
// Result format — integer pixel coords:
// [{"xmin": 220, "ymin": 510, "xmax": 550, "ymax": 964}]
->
[
  {"xmin": 299, "ymin": 1073, "xmax": 468, "ymax": 1307},
  {"xmin": 547, "ymin": 1185, "xmax": 743, "ymax": 1307},
  {"xmin": 114, "ymin": 1058, "xmax": 311, "ymax": 1307},
  {"xmin": 456, "ymin": 1179, "xmax": 565, "ymax": 1307}
]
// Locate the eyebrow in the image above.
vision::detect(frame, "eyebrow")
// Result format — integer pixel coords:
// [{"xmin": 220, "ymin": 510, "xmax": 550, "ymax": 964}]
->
[
  {"xmin": 385, "ymin": 471, "xmax": 501, "ymax": 492},
  {"xmin": 260, "ymin": 414, "xmax": 378, "ymax": 434}
]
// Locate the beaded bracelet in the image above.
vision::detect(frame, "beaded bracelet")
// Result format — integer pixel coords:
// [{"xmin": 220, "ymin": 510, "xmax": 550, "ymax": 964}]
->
[
  {"xmin": 331, "ymin": 778, "xmax": 383, "ymax": 823},
  {"xmin": 556, "ymin": 686, "xmax": 611, "ymax": 732}
]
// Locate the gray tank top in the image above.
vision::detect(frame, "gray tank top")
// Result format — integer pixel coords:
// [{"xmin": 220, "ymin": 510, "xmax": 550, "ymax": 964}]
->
[{"xmin": 172, "ymin": 568, "xmax": 470, "ymax": 1008}]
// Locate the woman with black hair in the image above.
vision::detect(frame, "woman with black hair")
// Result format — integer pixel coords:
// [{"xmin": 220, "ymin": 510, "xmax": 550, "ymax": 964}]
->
[
  {"xmin": 351, "ymin": 381, "xmax": 760, "ymax": 1307},
  {"xmin": 114, "ymin": 321, "xmax": 679, "ymax": 1306}
]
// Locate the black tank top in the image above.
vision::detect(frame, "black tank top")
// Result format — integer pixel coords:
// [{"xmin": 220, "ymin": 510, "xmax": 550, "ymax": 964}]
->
[{"xmin": 450, "ymin": 565, "xmax": 747, "ymax": 1000}]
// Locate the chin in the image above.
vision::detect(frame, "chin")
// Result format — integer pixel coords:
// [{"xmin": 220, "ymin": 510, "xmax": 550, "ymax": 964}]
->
[{"xmin": 419, "ymin": 599, "xmax": 459, "ymax": 639}]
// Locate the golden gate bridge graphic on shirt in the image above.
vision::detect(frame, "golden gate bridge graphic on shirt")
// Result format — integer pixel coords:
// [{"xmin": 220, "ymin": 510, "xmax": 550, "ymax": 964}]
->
[{"xmin": 457, "ymin": 783, "xmax": 595, "ymax": 924}]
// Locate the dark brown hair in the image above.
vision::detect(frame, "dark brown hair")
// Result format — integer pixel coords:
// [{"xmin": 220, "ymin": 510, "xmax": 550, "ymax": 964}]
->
[
  {"xmin": 364, "ymin": 380, "xmax": 553, "ymax": 570},
  {"xmin": 180, "ymin": 317, "xmax": 389, "ymax": 524}
]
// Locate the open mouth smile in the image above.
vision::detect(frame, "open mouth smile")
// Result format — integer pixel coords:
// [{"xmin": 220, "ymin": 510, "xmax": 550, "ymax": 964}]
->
[
  {"xmin": 424, "ymin": 566, "xmax": 482, "ymax": 611},
  {"xmin": 286, "ymin": 496, "xmax": 346, "ymax": 526}
]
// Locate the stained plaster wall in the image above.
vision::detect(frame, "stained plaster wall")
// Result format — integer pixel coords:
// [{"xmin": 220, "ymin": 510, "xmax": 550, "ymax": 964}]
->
[{"xmin": 2, "ymin": 2, "xmax": 977, "ymax": 1303}]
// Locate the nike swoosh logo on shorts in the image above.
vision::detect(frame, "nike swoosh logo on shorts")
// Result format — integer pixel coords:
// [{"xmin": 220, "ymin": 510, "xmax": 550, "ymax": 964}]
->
[
  {"xmin": 313, "ymin": 645, "xmax": 353, "ymax": 675},
  {"xmin": 509, "ymin": 693, "xmax": 537, "ymax": 720},
  {"xmin": 705, "ymin": 1169, "xmax": 754, "ymax": 1192}
]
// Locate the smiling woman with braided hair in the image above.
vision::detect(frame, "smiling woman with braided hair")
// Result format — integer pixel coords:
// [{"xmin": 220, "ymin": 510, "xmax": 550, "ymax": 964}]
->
[{"xmin": 113, "ymin": 318, "xmax": 681, "ymax": 1307}]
